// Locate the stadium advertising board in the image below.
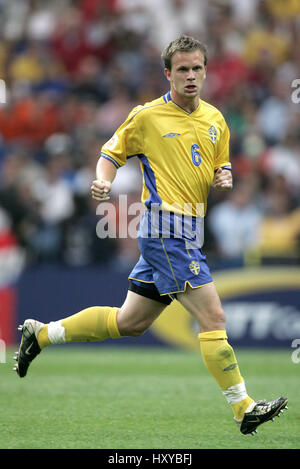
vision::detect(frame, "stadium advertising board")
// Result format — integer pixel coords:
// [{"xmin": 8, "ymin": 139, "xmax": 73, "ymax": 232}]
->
[{"xmin": 16, "ymin": 266, "xmax": 300, "ymax": 349}]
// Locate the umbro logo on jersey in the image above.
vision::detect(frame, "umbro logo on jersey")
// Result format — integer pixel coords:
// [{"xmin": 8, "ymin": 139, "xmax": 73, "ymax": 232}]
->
[{"xmin": 162, "ymin": 133, "xmax": 181, "ymax": 138}]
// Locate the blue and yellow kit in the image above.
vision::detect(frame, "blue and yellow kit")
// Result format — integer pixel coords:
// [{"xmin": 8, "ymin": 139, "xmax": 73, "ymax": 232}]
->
[{"xmin": 100, "ymin": 91, "xmax": 231, "ymax": 298}]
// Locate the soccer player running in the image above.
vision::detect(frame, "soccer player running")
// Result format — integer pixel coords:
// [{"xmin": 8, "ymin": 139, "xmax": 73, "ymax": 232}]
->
[{"xmin": 15, "ymin": 35, "xmax": 287, "ymax": 435}]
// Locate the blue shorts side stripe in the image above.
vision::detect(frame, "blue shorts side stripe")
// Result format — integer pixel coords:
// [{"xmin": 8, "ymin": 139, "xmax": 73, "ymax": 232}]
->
[{"xmin": 160, "ymin": 238, "xmax": 180, "ymax": 291}]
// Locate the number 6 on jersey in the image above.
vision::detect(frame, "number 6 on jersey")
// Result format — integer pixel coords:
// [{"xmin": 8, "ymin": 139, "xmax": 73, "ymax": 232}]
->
[{"xmin": 191, "ymin": 144, "xmax": 202, "ymax": 167}]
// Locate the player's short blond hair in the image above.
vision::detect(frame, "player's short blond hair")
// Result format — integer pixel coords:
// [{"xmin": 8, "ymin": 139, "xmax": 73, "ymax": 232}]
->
[{"xmin": 162, "ymin": 34, "xmax": 208, "ymax": 71}]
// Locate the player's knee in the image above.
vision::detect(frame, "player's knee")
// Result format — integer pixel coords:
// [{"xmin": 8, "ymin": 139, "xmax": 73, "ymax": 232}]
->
[
  {"xmin": 215, "ymin": 305, "xmax": 225, "ymax": 320},
  {"xmin": 129, "ymin": 325, "xmax": 147, "ymax": 337},
  {"xmin": 118, "ymin": 319, "xmax": 149, "ymax": 337},
  {"xmin": 207, "ymin": 306, "xmax": 226, "ymax": 330}
]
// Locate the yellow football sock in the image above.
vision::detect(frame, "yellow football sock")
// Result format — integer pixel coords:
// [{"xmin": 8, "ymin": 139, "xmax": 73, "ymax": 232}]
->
[
  {"xmin": 198, "ymin": 330, "xmax": 254, "ymax": 419},
  {"xmin": 37, "ymin": 325, "xmax": 50, "ymax": 349},
  {"xmin": 37, "ymin": 306, "xmax": 121, "ymax": 349},
  {"xmin": 231, "ymin": 397, "xmax": 254, "ymax": 421}
]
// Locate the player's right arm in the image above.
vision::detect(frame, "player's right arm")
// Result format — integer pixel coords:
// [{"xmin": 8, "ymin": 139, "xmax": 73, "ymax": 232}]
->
[
  {"xmin": 91, "ymin": 106, "xmax": 143, "ymax": 202},
  {"xmin": 91, "ymin": 157, "xmax": 117, "ymax": 202}
]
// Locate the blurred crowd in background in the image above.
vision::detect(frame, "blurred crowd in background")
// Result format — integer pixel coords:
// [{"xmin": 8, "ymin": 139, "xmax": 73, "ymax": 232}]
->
[{"xmin": 0, "ymin": 0, "xmax": 299, "ymax": 274}]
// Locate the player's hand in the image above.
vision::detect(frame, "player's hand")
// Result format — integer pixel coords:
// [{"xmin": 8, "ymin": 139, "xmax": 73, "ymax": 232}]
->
[
  {"xmin": 91, "ymin": 179, "xmax": 112, "ymax": 201},
  {"xmin": 212, "ymin": 168, "xmax": 233, "ymax": 191}
]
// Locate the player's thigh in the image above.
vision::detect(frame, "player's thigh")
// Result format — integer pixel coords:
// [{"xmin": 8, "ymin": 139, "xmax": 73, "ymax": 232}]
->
[
  {"xmin": 176, "ymin": 282, "xmax": 225, "ymax": 332},
  {"xmin": 117, "ymin": 290, "xmax": 166, "ymax": 336}
]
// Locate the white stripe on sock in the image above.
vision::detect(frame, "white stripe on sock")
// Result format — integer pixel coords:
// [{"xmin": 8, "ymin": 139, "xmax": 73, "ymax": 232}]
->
[
  {"xmin": 48, "ymin": 320, "xmax": 66, "ymax": 344},
  {"xmin": 222, "ymin": 381, "xmax": 248, "ymax": 405}
]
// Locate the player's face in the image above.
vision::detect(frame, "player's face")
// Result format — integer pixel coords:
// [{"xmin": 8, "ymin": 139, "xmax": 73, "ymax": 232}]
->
[{"xmin": 165, "ymin": 50, "xmax": 206, "ymax": 103}]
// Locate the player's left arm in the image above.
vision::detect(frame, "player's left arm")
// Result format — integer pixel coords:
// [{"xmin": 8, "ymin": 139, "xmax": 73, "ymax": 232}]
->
[
  {"xmin": 212, "ymin": 167, "xmax": 233, "ymax": 191},
  {"xmin": 213, "ymin": 119, "xmax": 233, "ymax": 191}
]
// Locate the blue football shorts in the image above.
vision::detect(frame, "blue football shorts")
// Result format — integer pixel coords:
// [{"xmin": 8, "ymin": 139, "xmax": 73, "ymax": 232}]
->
[{"xmin": 128, "ymin": 235, "xmax": 213, "ymax": 305}]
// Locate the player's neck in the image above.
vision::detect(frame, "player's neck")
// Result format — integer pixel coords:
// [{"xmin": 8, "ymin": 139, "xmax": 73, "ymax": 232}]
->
[{"xmin": 170, "ymin": 90, "xmax": 200, "ymax": 114}]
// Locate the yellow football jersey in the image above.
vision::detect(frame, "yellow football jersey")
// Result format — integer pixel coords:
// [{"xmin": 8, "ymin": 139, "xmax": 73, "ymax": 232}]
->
[{"xmin": 101, "ymin": 91, "xmax": 231, "ymax": 216}]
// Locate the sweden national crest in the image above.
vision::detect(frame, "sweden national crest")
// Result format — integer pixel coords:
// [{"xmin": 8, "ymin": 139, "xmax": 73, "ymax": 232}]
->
[
  {"xmin": 208, "ymin": 125, "xmax": 217, "ymax": 144},
  {"xmin": 189, "ymin": 261, "xmax": 200, "ymax": 275}
]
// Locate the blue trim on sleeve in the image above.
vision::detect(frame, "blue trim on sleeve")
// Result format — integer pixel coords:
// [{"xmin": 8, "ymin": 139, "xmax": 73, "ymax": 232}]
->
[
  {"xmin": 214, "ymin": 165, "xmax": 232, "ymax": 173},
  {"xmin": 101, "ymin": 152, "xmax": 121, "ymax": 169},
  {"xmin": 221, "ymin": 165, "xmax": 232, "ymax": 171}
]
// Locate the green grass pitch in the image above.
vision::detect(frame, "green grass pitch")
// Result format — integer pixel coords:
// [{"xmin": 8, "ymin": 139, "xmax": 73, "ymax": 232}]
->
[{"xmin": 0, "ymin": 346, "xmax": 298, "ymax": 449}]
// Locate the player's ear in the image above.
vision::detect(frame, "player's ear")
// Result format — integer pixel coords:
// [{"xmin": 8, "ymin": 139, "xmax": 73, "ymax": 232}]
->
[{"xmin": 164, "ymin": 68, "xmax": 171, "ymax": 82}]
